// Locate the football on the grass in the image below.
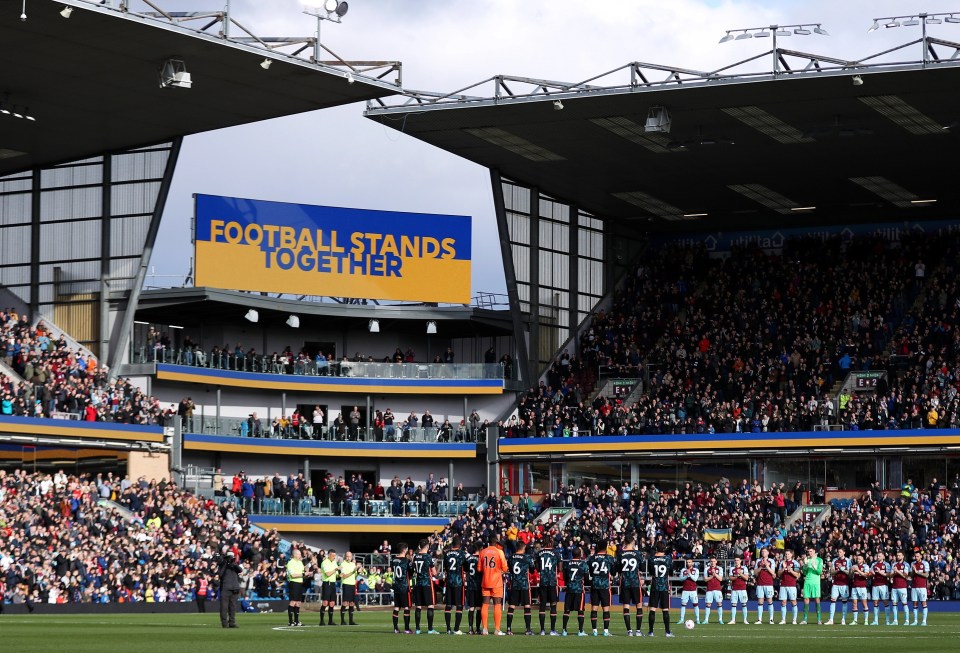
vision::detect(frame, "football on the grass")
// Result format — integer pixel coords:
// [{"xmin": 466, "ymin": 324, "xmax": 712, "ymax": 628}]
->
[{"xmin": 684, "ymin": 620, "xmax": 695, "ymax": 630}]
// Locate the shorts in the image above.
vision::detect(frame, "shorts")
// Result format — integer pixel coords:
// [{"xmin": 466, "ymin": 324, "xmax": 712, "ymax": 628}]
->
[
  {"xmin": 508, "ymin": 587, "xmax": 531, "ymax": 606},
  {"xmin": 539, "ymin": 586, "xmax": 559, "ymax": 605},
  {"xmin": 466, "ymin": 587, "xmax": 483, "ymax": 608},
  {"xmin": 891, "ymin": 588, "xmax": 908, "ymax": 605},
  {"xmin": 620, "ymin": 586, "xmax": 641, "ymax": 605},
  {"xmin": 756, "ymin": 585, "xmax": 774, "ymax": 600},
  {"xmin": 680, "ymin": 590, "xmax": 699, "ymax": 605},
  {"xmin": 830, "ymin": 585, "xmax": 849, "ymax": 601},
  {"xmin": 394, "ymin": 588, "xmax": 411, "ymax": 608},
  {"xmin": 589, "ymin": 587, "xmax": 611, "ymax": 608},
  {"xmin": 778, "ymin": 586, "xmax": 797, "ymax": 602},
  {"xmin": 803, "ymin": 580, "xmax": 821, "ymax": 600},
  {"xmin": 412, "ymin": 585, "xmax": 436, "ymax": 607},
  {"xmin": 564, "ymin": 591, "xmax": 585, "ymax": 612},
  {"xmin": 321, "ymin": 582, "xmax": 337, "ymax": 603},
  {"xmin": 910, "ymin": 588, "xmax": 928, "ymax": 603},
  {"xmin": 648, "ymin": 588, "xmax": 670, "ymax": 610},
  {"xmin": 851, "ymin": 587, "xmax": 868, "ymax": 601},
  {"xmin": 731, "ymin": 589, "xmax": 748, "ymax": 605},
  {"xmin": 705, "ymin": 590, "xmax": 723, "ymax": 605},
  {"xmin": 341, "ymin": 584, "xmax": 356, "ymax": 603},
  {"xmin": 445, "ymin": 584, "xmax": 465, "ymax": 608},
  {"xmin": 287, "ymin": 582, "xmax": 304, "ymax": 602},
  {"xmin": 481, "ymin": 586, "xmax": 504, "ymax": 599},
  {"xmin": 871, "ymin": 585, "xmax": 889, "ymax": 602}
]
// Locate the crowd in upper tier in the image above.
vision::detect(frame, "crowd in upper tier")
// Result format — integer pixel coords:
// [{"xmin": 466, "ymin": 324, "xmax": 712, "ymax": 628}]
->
[{"xmin": 507, "ymin": 233, "xmax": 960, "ymax": 437}]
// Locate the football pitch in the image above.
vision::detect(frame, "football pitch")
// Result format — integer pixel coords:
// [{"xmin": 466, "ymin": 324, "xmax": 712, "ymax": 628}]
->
[{"xmin": 3, "ymin": 610, "xmax": 960, "ymax": 653}]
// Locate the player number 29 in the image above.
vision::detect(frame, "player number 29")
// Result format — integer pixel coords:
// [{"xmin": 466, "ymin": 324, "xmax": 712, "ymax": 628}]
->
[{"xmin": 621, "ymin": 558, "xmax": 638, "ymax": 573}]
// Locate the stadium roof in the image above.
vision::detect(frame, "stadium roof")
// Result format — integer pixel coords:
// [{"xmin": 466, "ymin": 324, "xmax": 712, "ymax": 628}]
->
[
  {"xmin": 132, "ymin": 287, "xmax": 515, "ymax": 338},
  {"xmin": 365, "ymin": 46, "xmax": 960, "ymax": 232},
  {"xmin": 0, "ymin": 0, "xmax": 400, "ymax": 175}
]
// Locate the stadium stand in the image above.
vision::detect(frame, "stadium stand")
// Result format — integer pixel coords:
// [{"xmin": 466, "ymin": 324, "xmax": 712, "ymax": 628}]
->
[{"xmin": 512, "ymin": 233, "xmax": 960, "ymax": 437}]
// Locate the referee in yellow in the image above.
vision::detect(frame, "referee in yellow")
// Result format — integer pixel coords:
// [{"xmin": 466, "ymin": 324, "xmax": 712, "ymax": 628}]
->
[
  {"xmin": 286, "ymin": 548, "xmax": 305, "ymax": 626},
  {"xmin": 320, "ymin": 549, "xmax": 340, "ymax": 626},
  {"xmin": 340, "ymin": 551, "xmax": 359, "ymax": 625}
]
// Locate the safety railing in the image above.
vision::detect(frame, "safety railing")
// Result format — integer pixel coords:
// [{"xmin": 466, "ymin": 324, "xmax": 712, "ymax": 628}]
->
[
  {"xmin": 215, "ymin": 495, "xmax": 473, "ymax": 518},
  {"xmin": 188, "ymin": 417, "xmax": 486, "ymax": 443},
  {"xmin": 133, "ymin": 347, "xmax": 504, "ymax": 380}
]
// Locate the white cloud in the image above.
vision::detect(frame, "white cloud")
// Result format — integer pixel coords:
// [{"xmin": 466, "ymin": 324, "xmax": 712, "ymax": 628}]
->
[{"xmin": 150, "ymin": 0, "xmax": 959, "ymax": 295}]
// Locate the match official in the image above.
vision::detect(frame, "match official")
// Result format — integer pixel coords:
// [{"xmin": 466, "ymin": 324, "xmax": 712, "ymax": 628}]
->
[{"xmin": 286, "ymin": 548, "xmax": 305, "ymax": 627}]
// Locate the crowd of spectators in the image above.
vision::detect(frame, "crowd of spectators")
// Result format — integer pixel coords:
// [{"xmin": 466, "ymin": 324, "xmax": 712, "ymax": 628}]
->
[
  {"xmin": 1, "ymin": 309, "xmax": 163, "ymax": 426},
  {"xmin": 509, "ymin": 233, "xmax": 960, "ymax": 437}
]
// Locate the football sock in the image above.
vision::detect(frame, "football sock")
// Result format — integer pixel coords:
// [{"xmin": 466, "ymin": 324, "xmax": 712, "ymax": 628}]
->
[
  {"xmin": 481, "ymin": 604, "xmax": 489, "ymax": 632},
  {"xmin": 427, "ymin": 607, "xmax": 434, "ymax": 631},
  {"xmin": 602, "ymin": 611, "xmax": 609, "ymax": 632},
  {"xmin": 903, "ymin": 605, "xmax": 910, "ymax": 622},
  {"xmin": 550, "ymin": 606, "xmax": 557, "ymax": 631},
  {"xmin": 392, "ymin": 609, "xmax": 399, "ymax": 630},
  {"xmin": 679, "ymin": 606, "xmax": 686, "ymax": 622},
  {"xmin": 540, "ymin": 608, "xmax": 546, "ymax": 631},
  {"xmin": 648, "ymin": 610, "xmax": 656, "ymax": 634},
  {"xmin": 590, "ymin": 610, "xmax": 597, "ymax": 631},
  {"xmin": 695, "ymin": 607, "xmax": 701, "ymax": 623},
  {"xmin": 455, "ymin": 609, "xmax": 463, "ymax": 631},
  {"xmin": 768, "ymin": 605, "xmax": 773, "ymax": 620},
  {"xmin": 781, "ymin": 605, "xmax": 787, "ymax": 621},
  {"xmin": 841, "ymin": 602, "xmax": 848, "ymax": 619},
  {"xmin": 404, "ymin": 608, "xmax": 410, "ymax": 631},
  {"xmin": 288, "ymin": 606, "xmax": 294, "ymax": 625},
  {"xmin": 562, "ymin": 613, "xmax": 569, "ymax": 632},
  {"xmin": 507, "ymin": 608, "xmax": 514, "ymax": 632},
  {"xmin": 758, "ymin": 606, "xmax": 764, "ymax": 621},
  {"xmin": 577, "ymin": 611, "xmax": 584, "ymax": 633},
  {"xmin": 803, "ymin": 605, "xmax": 809, "ymax": 621},
  {"xmin": 623, "ymin": 607, "xmax": 631, "ymax": 630},
  {"xmin": 742, "ymin": 606, "xmax": 748, "ymax": 622},
  {"xmin": 467, "ymin": 609, "xmax": 474, "ymax": 632},
  {"xmin": 792, "ymin": 605, "xmax": 798, "ymax": 621},
  {"xmin": 349, "ymin": 606, "xmax": 355, "ymax": 624},
  {"xmin": 340, "ymin": 606, "xmax": 346, "ymax": 624},
  {"xmin": 524, "ymin": 607, "xmax": 532, "ymax": 631},
  {"xmin": 717, "ymin": 607, "xmax": 723, "ymax": 623},
  {"xmin": 829, "ymin": 603, "xmax": 836, "ymax": 620},
  {"xmin": 816, "ymin": 605, "xmax": 821, "ymax": 621},
  {"xmin": 664, "ymin": 611, "xmax": 672, "ymax": 634},
  {"xmin": 445, "ymin": 608, "xmax": 451, "ymax": 631},
  {"xmin": 415, "ymin": 608, "xmax": 421, "ymax": 630},
  {"xmin": 886, "ymin": 605, "xmax": 892, "ymax": 622},
  {"xmin": 635, "ymin": 609, "xmax": 643, "ymax": 632},
  {"xmin": 893, "ymin": 605, "xmax": 899, "ymax": 622},
  {"xmin": 494, "ymin": 604, "xmax": 502, "ymax": 631},
  {"xmin": 922, "ymin": 607, "xmax": 928, "ymax": 623}
]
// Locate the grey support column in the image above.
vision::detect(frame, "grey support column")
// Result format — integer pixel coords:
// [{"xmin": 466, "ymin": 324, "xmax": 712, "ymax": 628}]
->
[
  {"xmin": 529, "ymin": 186, "xmax": 540, "ymax": 378},
  {"xmin": 568, "ymin": 204, "xmax": 579, "ymax": 338}
]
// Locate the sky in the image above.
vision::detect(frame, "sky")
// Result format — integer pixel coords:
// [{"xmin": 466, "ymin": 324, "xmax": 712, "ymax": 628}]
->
[{"xmin": 147, "ymin": 0, "xmax": 952, "ymax": 298}]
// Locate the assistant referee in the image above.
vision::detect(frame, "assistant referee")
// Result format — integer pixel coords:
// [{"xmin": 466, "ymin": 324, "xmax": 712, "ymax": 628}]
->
[{"xmin": 286, "ymin": 548, "xmax": 305, "ymax": 627}]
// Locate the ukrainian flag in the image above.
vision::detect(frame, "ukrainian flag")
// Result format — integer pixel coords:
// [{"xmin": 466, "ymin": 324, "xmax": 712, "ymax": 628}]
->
[{"xmin": 703, "ymin": 528, "xmax": 732, "ymax": 542}]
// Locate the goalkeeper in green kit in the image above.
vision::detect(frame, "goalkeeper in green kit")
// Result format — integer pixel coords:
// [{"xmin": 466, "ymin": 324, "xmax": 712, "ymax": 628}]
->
[{"xmin": 800, "ymin": 546, "xmax": 824, "ymax": 625}]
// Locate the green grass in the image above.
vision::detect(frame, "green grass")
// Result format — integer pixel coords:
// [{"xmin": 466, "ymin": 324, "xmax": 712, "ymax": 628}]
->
[{"xmin": 2, "ymin": 609, "xmax": 960, "ymax": 653}]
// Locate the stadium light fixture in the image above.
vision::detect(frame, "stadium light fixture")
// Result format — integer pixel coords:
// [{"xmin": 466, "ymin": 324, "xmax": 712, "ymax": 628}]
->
[
  {"xmin": 721, "ymin": 23, "xmax": 828, "ymax": 75},
  {"xmin": 735, "ymin": 31, "xmax": 752, "ymax": 40},
  {"xmin": 946, "ymin": 15, "xmax": 960, "ymax": 24},
  {"xmin": 719, "ymin": 31, "xmax": 734, "ymax": 43},
  {"xmin": 644, "ymin": 106, "xmax": 671, "ymax": 133},
  {"xmin": 793, "ymin": 27, "xmax": 811, "ymax": 35},
  {"xmin": 159, "ymin": 58, "xmax": 192, "ymax": 89},
  {"xmin": 852, "ymin": 75, "xmax": 863, "ymax": 86},
  {"xmin": 868, "ymin": 21, "xmax": 880, "ymax": 32},
  {"xmin": 244, "ymin": 309, "xmax": 259, "ymax": 323},
  {"xmin": 902, "ymin": 17, "xmax": 920, "ymax": 26},
  {"xmin": 553, "ymin": 100, "xmax": 564, "ymax": 111},
  {"xmin": 754, "ymin": 30, "xmax": 770, "ymax": 38},
  {"xmin": 813, "ymin": 25, "xmax": 829, "ymax": 35},
  {"xmin": 426, "ymin": 321, "xmax": 438, "ymax": 334},
  {"xmin": 345, "ymin": 72, "xmax": 355, "ymax": 84},
  {"xmin": 260, "ymin": 58, "xmax": 272, "ymax": 70},
  {"xmin": 286, "ymin": 315, "xmax": 300, "ymax": 328},
  {"xmin": 368, "ymin": 319, "xmax": 380, "ymax": 333},
  {"xmin": 60, "ymin": 6, "xmax": 73, "ymax": 18}
]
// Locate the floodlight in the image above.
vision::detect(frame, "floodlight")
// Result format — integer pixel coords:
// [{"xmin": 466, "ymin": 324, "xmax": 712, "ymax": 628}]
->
[
  {"xmin": 260, "ymin": 59, "xmax": 272, "ymax": 70},
  {"xmin": 813, "ymin": 25, "xmax": 829, "ymax": 35},
  {"xmin": 902, "ymin": 17, "xmax": 920, "ymax": 26},
  {"xmin": 324, "ymin": 0, "xmax": 339, "ymax": 11},
  {"xmin": 852, "ymin": 75, "xmax": 863, "ymax": 86},
  {"xmin": 244, "ymin": 309, "xmax": 259, "ymax": 323},
  {"xmin": 753, "ymin": 30, "xmax": 770, "ymax": 38},
  {"xmin": 368, "ymin": 319, "xmax": 380, "ymax": 333},
  {"xmin": 426, "ymin": 321, "xmax": 438, "ymax": 335},
  {"xmin": 60, "ymin": 6, "xmax": 73, "ymax": 18},
  {"xmin": 885, "ymin": 20, "xmax": 900, "ymax": 28},
  {"xmin": 0, "ymin": 107, "xmax": 9, "ymax": 115},
  {"xmin": 159, "ymin": 58, "xmax": 192, "ymax": 89},
  {"xmin": 946, "ymin": 15, "xmax": 960, "ymax": 23},
  {"xmin": 12, "ymin": 110, "xmax": 22, "ymax": 119},
  {"xmin": 644, "ymin": 106, "xmax": 671, "ymax": 133},
  {"xmin": 794, "ymin": 27, "xmax": 811, "ymax": 35},
  {"xmin": 553, "ymin": 100, "xmax": 564, "ymax": 111},
  {"xmin": 24, "ymin": 109, "xmax": 35, "ymax": 121},
  {"xmin": 286, "ymin": 315, "xmax": 300, "ymax": 328},
  {"xmin": 926, "ymin": 17, "xmax": 942, "ymax": 24},
  {"xmin": 735, "ymin": 31, "xmax": 752, "ymax": 40},
  {"xmin": 868, "ymin": 21, "xmax": 880, "ymax": 32},
  {"xmin": 345, "ymin": 72, "xmax": 355, "ymax": 84},
  {"xmin": 719, "ymin": 31, "xmax": 734, "ymax": 43},
  {"xmin": 336, "ymin": 1, "xmax": 349, "ymax": 17},
  {"xmin": 775, "ymin": 29, "xmax": 790, "ymax": 36}
]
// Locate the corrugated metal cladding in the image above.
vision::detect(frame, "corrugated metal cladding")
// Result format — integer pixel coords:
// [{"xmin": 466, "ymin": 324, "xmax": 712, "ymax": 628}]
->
[
  {"xmin": 111, "ymin": 150, "xmax": 169, "ymax": 183},
  {"xmin": 53, "ymin": 295, "xmax": 98, "ymax": 353},
  {"xmin": 0, "ymin": 193, "xmax": 31, "ymax": 225},
  {"xmin": 109, "ymin": 259, "xmax": 138, "ymax": 287},
  {"xmin": 39, "ymin": 221, "xmax": 101, "ymax": 262},
  {"xmin": 40, "ymin": 162, "xmax": 103, "ymax": 189},
  {"xmin": 111, "ymin": 181, "xmax": 161, "ymax": 216},
  {"xmin": 40, "ymin": 261, "xmax": 100, "ymax": 287},
  {"xmin": 0, "ymin": 267, "xmax": 29, "ymax": 294},
  {"xmin": 0, "ymin": 225, "xmax": 30, "ymax": 265},
  {"xmin": 110, "ymin": 215, "xmax": 151, "ymax": 257},
  {"xmin": 0, "ymin": 173, "xmax": 32, "ymax": 194},
  {"xmin": 40, "ymin": 187, "xmax": 102, "ymax": 222}
]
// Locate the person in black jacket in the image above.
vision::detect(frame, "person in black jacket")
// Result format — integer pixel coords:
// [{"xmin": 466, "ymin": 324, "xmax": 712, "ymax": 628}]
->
[{"xmin": 218, "ymin": 551, "xmax": 243, "ymax": 628}]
